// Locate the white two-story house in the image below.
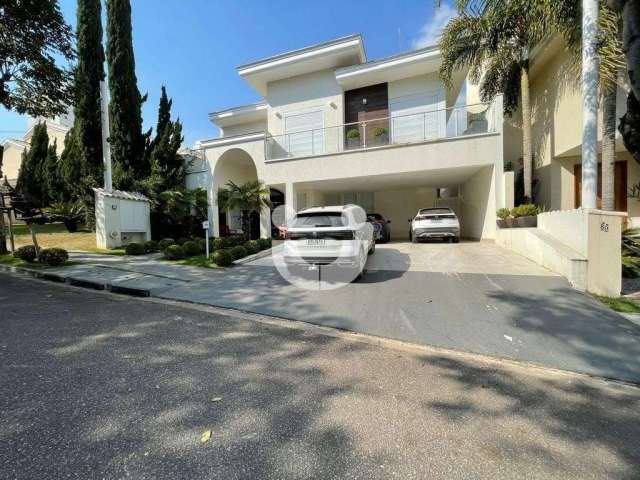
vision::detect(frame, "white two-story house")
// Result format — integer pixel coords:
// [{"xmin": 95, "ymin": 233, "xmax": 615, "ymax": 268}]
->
[{"xmin": 188, "ymin": 34, "xmax": 511, "ymax": 240}]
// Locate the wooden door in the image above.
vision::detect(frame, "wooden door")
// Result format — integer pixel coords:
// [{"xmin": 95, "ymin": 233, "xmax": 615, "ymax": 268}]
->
[{"xmin": 574, "ymin": 161, "xmax": 627, "ymax": 211}]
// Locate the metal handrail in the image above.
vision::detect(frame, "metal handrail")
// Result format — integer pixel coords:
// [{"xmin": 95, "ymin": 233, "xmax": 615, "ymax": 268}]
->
[{"xmin": 265, "ymin": 102, "xmax": 494, "ymax": 139}]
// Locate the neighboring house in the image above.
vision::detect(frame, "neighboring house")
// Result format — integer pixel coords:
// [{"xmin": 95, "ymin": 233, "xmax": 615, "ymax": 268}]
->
[
  {"xmin": 521, "ymin": 36, "xmax": 637, "ymax": 220},
  {"xmin": 189, "ymin": 34, "xmax": 509, "ymax": 240},
  {"xmin": 1, "ymin": 113, "xmax": 72, "ymax": 186}
]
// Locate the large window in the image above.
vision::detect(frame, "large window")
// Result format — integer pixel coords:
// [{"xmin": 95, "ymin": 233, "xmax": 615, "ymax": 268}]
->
[{"xmin": 284, "ymin": 110, "xmax": 324, "ymax": 157}]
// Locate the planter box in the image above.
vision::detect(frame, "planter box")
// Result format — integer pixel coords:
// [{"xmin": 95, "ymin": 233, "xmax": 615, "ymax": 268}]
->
[
  {"xmin": 516, "ymin": 215, "xmax": 537, "ymax": 228},
  {"xmin": 346, "ymin": 138, "xmax": 360, "ymax": 150},
  {"xmin": 496, "ymin": 219, "xmax": 507, "ymax": 228},
  {"xmin": 505, "ymin": 217, "xmax": 516, "ymax": 228}
]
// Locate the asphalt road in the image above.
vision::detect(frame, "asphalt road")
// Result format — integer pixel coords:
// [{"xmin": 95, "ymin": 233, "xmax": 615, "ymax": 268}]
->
[{"xmin": 1, "ymin": 273, "xmax": 640, "ymax": 479}]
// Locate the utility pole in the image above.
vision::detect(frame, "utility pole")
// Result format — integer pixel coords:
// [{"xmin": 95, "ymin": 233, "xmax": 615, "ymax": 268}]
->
[
  {"xmin": 581, "ymin": 0, "xmax": 599, "ymax": 209},
  {"xmin": 100, "ymin": 80, "xmax": 113, "ymax": 192}
]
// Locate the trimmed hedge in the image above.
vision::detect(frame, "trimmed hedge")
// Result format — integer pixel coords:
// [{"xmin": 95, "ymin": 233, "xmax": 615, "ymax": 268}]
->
[
  {"xmin": 176, "ymin": 237, "xmax": 191, "ymax": 246},
  {"xmin": 163, "ymin": 244, "xmax": 185, "ymax": 260},
  {"xmin": 158, "ymin": 238, "xmax": 175, "ymax": 251},
  {"xmin": 182, "ymin": 240, "xmax": 202, "ymax": 257},
  {"xmin": 125, "ymin": 243, "xmax": 146, "ymax": 255},
  {"xmin": 211, "ymin": 249, "xmax": 233, "ymax": 267},
  {"xmin": 244, "ymin": 240, "xmax": 261, "ymax": 255},
  {"xmin": 38, "ymin": 248, "xmax": 69, "ymax": 266},
  {"xmin": 229, "ymin": 245, "xmax": 248, "ymax": 260},
  {"xmin": 258, "ymin": 238, "xmax": 272, "ymax": 250},
  {"xmin": 13, "ymin": 245, "xmax": 37, "ymax": 263},
  {"xmin": 144, "ymin": 240, "xmax": 159, "ymax": 253}
]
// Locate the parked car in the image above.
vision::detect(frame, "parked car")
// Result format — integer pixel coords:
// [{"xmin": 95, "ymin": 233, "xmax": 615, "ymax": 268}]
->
[
  {"xmin": 367, "ymin": 213, "xmax": 391, "ymax": 243},
  {"xmin": 283, "ymin": 205, "xmax": 375, "ymax": 279},
  {"xmin": 409, "ymin": 207, "xmax": 460, "ymax": 243}
]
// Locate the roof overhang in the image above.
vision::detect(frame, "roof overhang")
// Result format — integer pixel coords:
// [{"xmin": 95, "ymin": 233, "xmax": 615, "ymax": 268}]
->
[
  {"xmin": 238, "ymin": 34, "xmax": 366, "ymax": 95},
  {"xmin": 2, "ymin": 139, "xmax": 29, "ymax": 150},
  {"xmin": 209, "ymin": 102, "xmax": 268, "ymax": 128},
  {"xmin": 335, "ymin": 46, "xmax": 442, "ymax": 90}
]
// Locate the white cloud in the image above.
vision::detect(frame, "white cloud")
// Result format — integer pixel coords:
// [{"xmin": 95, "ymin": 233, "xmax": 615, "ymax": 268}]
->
[{"xmin": 412, "ymin": 3, "xmax": 457, "ymax": 49}]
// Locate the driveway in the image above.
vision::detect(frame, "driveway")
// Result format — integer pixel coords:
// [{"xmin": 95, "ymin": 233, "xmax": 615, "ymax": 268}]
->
[{"xmin": 21, "ymin": 242, "xmax": 640, "ymax": 383}]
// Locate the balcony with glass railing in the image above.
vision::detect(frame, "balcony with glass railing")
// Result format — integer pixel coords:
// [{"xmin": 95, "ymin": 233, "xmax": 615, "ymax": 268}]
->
[{"xmin": 265, "ymin": 102, "xmax": 499, "ymax": 161}]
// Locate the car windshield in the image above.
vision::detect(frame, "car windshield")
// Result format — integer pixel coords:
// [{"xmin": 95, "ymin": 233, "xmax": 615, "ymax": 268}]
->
[
  {"xmin": 418, "ymin": 208, "xmax": 452, "ymax": 215},
  {"xmin": 367, "ymin": 214, "xmax": 383, "ymax": 221},
  {"xmin": 292, "ymin": 212, "xmax": 346, "ymax": 228}
]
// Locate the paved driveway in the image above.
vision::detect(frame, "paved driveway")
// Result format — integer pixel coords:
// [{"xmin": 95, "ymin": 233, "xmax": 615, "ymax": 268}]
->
[{"xmin": 28, "ymin": 242, "xmax": 640, "ymax": 383}]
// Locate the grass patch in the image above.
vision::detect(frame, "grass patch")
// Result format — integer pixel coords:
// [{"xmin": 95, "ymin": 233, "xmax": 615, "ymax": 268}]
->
[
  {"xmin": 85, "ymin": 247, "xmax": 127, "ymax": 256},
  {"xmin": 597, "ymin": 296, "xmax": 640, "ymax": 314},
  {"xmin": 13, "ymin": 229, "xmax": 96, "ymax": 252},
  {"xmin": 11, "ymin": 222, "xmax": 72, "ymax": 236},
  {"xmin": 0, "ymin": 254, "xmax": 74, "ymax": 269},
  {"xmin": 165, "ymin": 255, "xmax": 221, "ymax": 269}
]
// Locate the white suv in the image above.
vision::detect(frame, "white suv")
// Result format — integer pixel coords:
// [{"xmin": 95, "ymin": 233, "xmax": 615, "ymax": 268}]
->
[{"xmin": 284, "ymin": 205, "xmax": 374, "ymax": 278}]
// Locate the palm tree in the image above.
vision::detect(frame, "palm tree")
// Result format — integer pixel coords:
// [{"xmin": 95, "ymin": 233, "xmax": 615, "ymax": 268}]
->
[
  {"xmin": 439, "ymin": 0, "xmax": 553, "ymax": 203},
  {"xmin": 218, "ymin": 180, "xmax": 271, "ymax": 241}
]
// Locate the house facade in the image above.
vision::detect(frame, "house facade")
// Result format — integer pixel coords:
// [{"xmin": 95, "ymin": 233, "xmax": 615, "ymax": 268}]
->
[{"xmin": 188, "ymin": 35, "xmax": 511, "ymax": 240}]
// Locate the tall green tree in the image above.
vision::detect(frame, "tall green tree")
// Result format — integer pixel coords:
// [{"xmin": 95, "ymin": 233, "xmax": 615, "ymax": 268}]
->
[
  {"xmin": 15, "ymin": 122, "xmax": 49, "ymax": 206},
  {"xmin": 75, "ymin": 0, "xmax": 105, "ymax": 181},
  {"xmin": 0, "ymin": 0, "xmax": 74, "ymax": 117},
  {"xmin": 0, "ymin": 144, "xmax": 7, "ymax": 255},
  {"xmin": 58, "ymin": 128, "xmax": 82, "ymax": 201},
  {"xmin": 106, "ymin": 0, "xmax": 147, "ymax": 190},
  {"xmin": 42, "ymin": 140, "xmax": 62, "ymax": 204}
]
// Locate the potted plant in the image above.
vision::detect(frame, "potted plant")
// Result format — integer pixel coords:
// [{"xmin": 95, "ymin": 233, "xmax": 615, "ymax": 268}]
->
[
  {"xmin": 47, "ymin": 201, "xmax": 85, "ymax": 233},
  {"xmin": 373, "ymin": 127, "xmax": 389, "ymax": 146},
  {"xmin": 512, "ymin": 204, "xmax": 539, "ymax": 228},
  {"xmin": 496, "ymin": 208, "xmax": 511, "ymax": 228},
  {"xmin": 346, "ymin": 128, "xmax": 361, "ymax": 149}
]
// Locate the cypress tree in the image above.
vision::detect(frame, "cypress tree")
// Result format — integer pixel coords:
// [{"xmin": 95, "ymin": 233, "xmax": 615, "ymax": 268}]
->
[
  {"xmin": 58, "ymin": 128, "xmax": 82, "ymax": 201},
  {"xmin": 16, "ymin": 122, "xmax": 49, "ymax": 206},
  {"xmin": 42, "ymin": 140, "xmax": 62, "ymax": 204},
  {"xmin": 106, "ymin": 0, "xmax": 146, "ymax": 190},
  {"xmin": 75, "ymin": 0, "xmax": 105, "ymax": 181}
]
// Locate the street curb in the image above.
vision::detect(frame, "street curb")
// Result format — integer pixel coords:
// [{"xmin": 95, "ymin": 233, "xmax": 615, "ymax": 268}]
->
[
  {"xmin": 0, "ymin": 264, "xmax": 150, "ymax": 298},
  {"xmin": 233, "ymin": 247, "xmax": 273, "ymax": 265}
]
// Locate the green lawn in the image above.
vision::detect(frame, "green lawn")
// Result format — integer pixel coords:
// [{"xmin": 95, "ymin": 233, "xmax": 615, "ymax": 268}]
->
[
  {"xmin": 11, "ymin": 222, "xmax": 73, "ymax": 236},
  {"xmin": 596, "ymin": 296, "xmax": 640, "ymax": 314},
  {"xmin": 165, "ymin": 255, "xmax": 222, "ymax": 269},
  {"xmin": 0, "ymin": 254, "xmax": 74, "ymax": 269}
]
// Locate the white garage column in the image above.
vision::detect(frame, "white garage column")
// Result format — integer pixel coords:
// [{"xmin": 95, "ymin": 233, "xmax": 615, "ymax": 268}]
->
[{"xmin": 285, "ymin": 182, "xmax": 297, "ymax": 224}]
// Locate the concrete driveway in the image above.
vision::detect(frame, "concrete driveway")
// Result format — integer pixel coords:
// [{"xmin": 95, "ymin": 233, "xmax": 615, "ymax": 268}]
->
[{"xmin": 25, "ymin": 242, "xmax": 640, "ymax": 383}]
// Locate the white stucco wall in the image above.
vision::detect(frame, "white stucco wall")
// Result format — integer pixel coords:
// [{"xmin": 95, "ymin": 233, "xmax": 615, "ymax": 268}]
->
[
  {"xmin": 459, "ymin": 165, "xmax": 496, "ymax": 239},
  {"xmin": 374, "ymin": 188, "xmax": 438, "ymax": 240}
]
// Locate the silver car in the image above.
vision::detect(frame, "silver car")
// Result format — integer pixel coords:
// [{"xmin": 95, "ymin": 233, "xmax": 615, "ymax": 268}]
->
[{"xmin": 409, "ymin": 208, "xmax": 460, "ymax": 243}]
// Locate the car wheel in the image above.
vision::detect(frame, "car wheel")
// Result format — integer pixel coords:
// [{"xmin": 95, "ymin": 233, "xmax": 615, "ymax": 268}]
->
[
  {"xmin": 453, "ymin": 237, "xmax": 460, "ymax": 243},
  {"xmin": 368, "ymin": 241, "xmax": 375, "ymax": 255}
]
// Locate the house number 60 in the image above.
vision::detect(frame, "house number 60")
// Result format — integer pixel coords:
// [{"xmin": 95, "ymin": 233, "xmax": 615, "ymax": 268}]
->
[{"xmin": 600, "ymin": 222, "xmax": 609, "ymax": 232}]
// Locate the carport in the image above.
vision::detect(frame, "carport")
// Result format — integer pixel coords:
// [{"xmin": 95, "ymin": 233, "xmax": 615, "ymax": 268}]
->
[{"xmin": 289, "ymin": 164, "xmax": 497, "ymax": 241}]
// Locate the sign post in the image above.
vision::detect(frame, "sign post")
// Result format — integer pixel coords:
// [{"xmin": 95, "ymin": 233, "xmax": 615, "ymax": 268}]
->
[{"xmin": 202, "ymin": 220, "xmax": 210, "ymax": 257}]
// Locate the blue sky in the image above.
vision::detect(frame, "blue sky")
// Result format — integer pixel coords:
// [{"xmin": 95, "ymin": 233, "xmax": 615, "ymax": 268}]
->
[{"xmin": 0, "ymin": 0, "xmax": 455, "ymax": 147}]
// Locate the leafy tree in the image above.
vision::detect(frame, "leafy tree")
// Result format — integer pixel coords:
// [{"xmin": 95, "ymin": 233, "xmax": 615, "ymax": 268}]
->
[
  {"xmin": 439, "ymin": 0, "xmax": 564, "ymax": 203},
  {"xmin": 157, "ymin": 188, "xmax": 207, "ymax": 239},
  {"xmin": 0, "ymin": 0, "xmax": 74, "ymax": 117},
  {"xmin": 218, "ymin": 180, "xmax": 271, "ymax": 241},
  {"xmin": 41, "ymin": 140, "xmax": 62, "ymax": 204},
  {"xmin": 15, "ymin": 122, "xmax": 49, "ymax": 207},
  {"xmin": 74, "ymin": 0, "xmax": 105, "ymax": 181},
  {"xmin": 106, "ymin": 0, "xmax": 148, "ymax": 189}
]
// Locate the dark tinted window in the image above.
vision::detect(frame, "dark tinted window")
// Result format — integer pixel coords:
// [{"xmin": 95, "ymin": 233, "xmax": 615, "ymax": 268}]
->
[
  {"xmin": 367, "ymin": 213, "xmax": 383, "ymax": 221},
  {"xmin": 292, "ymin": 212, "xmax": 346, "ymax": 228},
  {"xmin": 418, "ymin": 208, "xmax": 452, "ymax": 215}
]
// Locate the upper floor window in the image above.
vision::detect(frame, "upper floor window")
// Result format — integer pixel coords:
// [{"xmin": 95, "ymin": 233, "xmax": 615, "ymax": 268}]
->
[{"xmin": 284, "ymin": 110, "xmax": 324, "ymax": 157}]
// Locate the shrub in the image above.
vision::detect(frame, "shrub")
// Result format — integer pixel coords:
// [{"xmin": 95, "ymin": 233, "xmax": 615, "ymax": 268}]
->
[
  {"xmin": 229, "ymin": 245, "xmax": 248, "ymax": 260},
  {"xmin": 144, "ymin": 240, "xmax": 159, "ymax": 253},
  {"xmin": 38, "ymin": 248, "xmax": 69, "ymax": 266},
  {"xmin": 258, "ymin": 238, "xmax": 272, "ymax": 250},
  {"xmin": 512, "ymin": 204, "xmax": 539, "ymax": 218},
  {"xmin": 346, "ymin": 128, "xmax": 360, "ymax": 139},
  {"xmin": 244, "ymin": 240, "xmax": 261, "ymax": 255},
  {"xmin": 212, "ymin": 237, "xmax": 226, "ymax": 250},
  {"xmin": 163, "ymin": 244, "xmax": 185, "ymax": 260},
  {"xmin": 125, "ymin": 243, "xmax": 146, "ymax": 255},
  {"xmin": 158, "ymin": 238, "xmax": 175, "ymax": 251},
  {"xmin": 13, "ymin": 245, "xmax": 37, "ymax": 263},
  {"xmin": 177, "ymin": 237, "xmax": 191, "ymax": 246},
  {"xmin": 211, "ymin": 249, "xmax": 233, "ymax": 267},
  {"xmin": 496, "ymin": 208, "xmax": 511, "ymax": 220},
  {"xmin": 373, "ymin": 127, "xmax": 388, "ymax": 137},
  {"xmin": 182, "ymin": 240, "xmax": 202, "ymax": 257}
]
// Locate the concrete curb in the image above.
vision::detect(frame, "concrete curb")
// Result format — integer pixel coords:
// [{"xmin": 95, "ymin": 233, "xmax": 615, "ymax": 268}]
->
[
  {"xmin": 0, "ymin": 263, "xmax": 151, "ymax": 298},
  {"xmin": 233, "ymin": 247, "xmax": 273, "ymax": 265}
]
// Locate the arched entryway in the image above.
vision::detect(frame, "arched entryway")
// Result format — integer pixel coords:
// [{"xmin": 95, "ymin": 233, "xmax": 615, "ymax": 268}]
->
[{"xmin": 212, "ymin": 148, "xmax": 270, "ymax": 239}]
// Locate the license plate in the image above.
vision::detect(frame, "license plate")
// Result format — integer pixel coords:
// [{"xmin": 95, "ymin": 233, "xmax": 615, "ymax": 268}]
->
[{"xmin": 306, "ymin": 239, "xmax": 325, "ymax": 246}]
